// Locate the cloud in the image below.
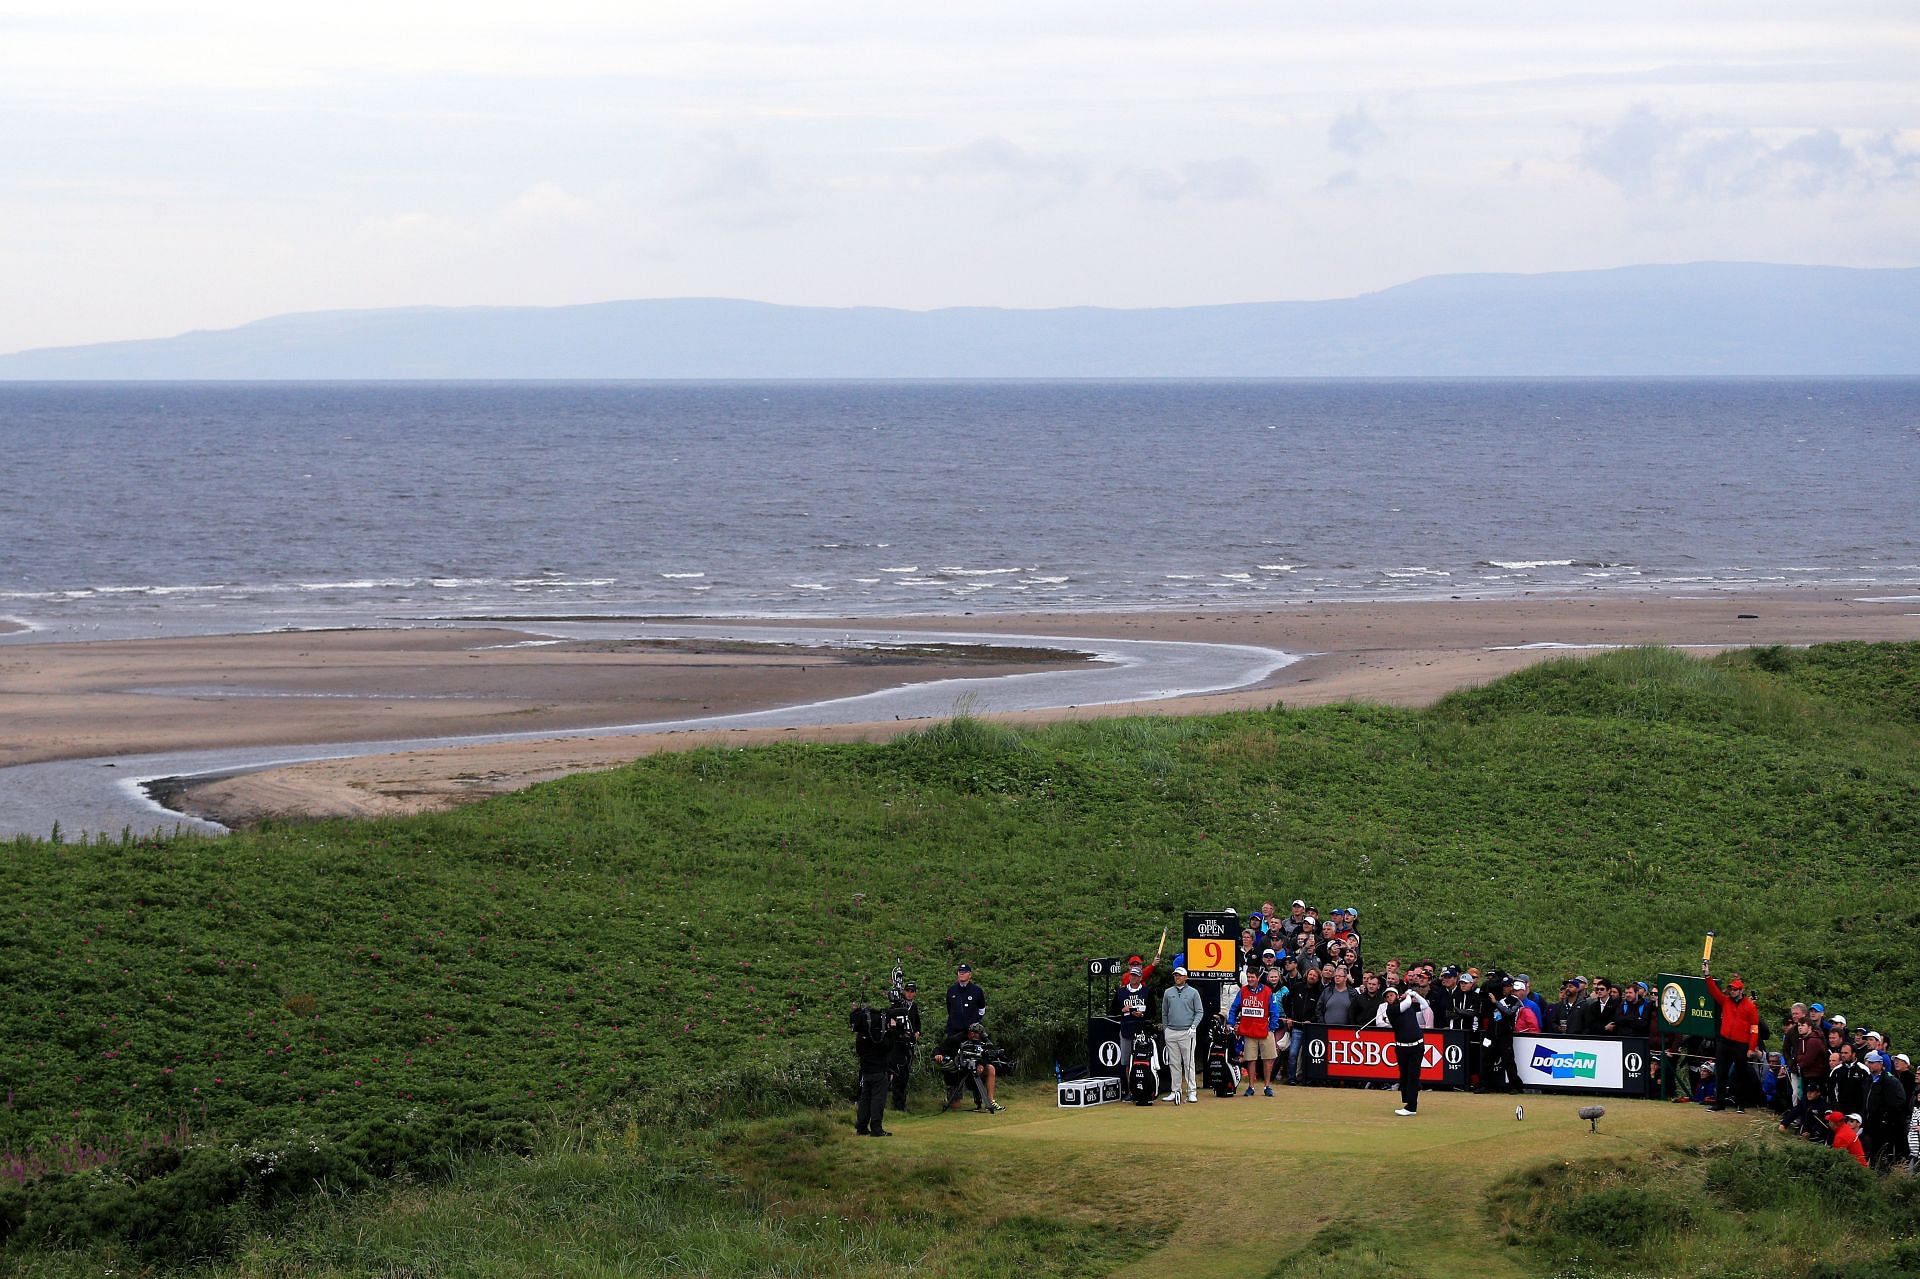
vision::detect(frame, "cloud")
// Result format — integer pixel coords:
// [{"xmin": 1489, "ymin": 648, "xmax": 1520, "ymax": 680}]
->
[
  {"xmin": 1579, "ymin": 102, "xmax": 1919, "ymax": 199},
  {"xmin": 500, "ymin": 181, "xmax": 599, "ymax": 228},
  {"xmin": 923, "ymin": 135, "xmax": 1089, "ymax": 189},
  {"xmin": 1328, "ymin": 104, "xmax": 1387, "ymax": 157},
  {"xmin": 363, "ymin": 181, "xmax": 602, "ymax": 250},
  {"xmin": 1577, "ymin": 102, "xmax": 1685, "ymax": 197},
  {"xmin": 672, "ymin": 131, "xmax": 775, "ymax": 206},
  {"xmin": 1129, "ymin": 155, "xmax": 1269, "ymax": 203}
]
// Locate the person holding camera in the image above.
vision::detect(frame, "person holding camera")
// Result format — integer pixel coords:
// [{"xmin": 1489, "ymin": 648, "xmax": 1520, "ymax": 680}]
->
[
  {"xmin": 934, "ymin": 1022, "xmax": 1006, "ymax": 1113},
  {"xmin": 888, "ymin": 980, "xmax": 923, "ymax": 1112},
  {"xmin": 850, "ymin": 1001, "xmax": 899, "ymax": 1137}
]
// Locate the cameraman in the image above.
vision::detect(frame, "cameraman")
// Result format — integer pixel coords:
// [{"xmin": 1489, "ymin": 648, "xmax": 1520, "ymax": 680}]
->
[
  {"xmin": 934, "ymin": 1022, "xmax": 1006, "ymax": 1113},
  {"xmin": 850, "ymin": 1001, "xmax": 899, "ymax": 1137},
  {"xmin": 888, "ymin": 980, "xmax": 923, "ymax": 1113}
]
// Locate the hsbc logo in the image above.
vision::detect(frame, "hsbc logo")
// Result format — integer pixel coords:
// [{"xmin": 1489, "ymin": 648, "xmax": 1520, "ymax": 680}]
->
[{"xmin": 1327, "ymin": 1039, "xmax": 1440, "ymax": 1069}]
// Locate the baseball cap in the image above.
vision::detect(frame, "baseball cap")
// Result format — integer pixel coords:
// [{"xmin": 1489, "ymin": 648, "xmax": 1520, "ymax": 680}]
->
[
  {"xmin": 957, "ymin": 962, "xmax": 972, "ymax": 974},
  {"xmin": 1173, "ymin": 966, "xmax": 1188, "ymax": 977},
  {"xmin": 1898, "ymin": 1054, "xmax": 1911, "ymax": 1066},
  {"xmin": 1443, "ymin": 965, "xmax": 1460, "ymax": 978},
  {"xmin": 1261, "ymin": 948, "xmax": 1277, "ymax": 959},
  {"xmin": 1634, "ymin": 981, "xmax": 1650, "ymax": 992},
  {"xmin": 1865, "ymin": 1030, "xmax": 1884, "ymax": 1041},
  {"xmin": 1809, "ymin": 1002, "xmax": 1825, "ymax": 1013},
  {"xmin": 1728, "ymin": 977, "xmax": 1745, "ymax": 991},
  {"xmin": 1833, "ymin": 1014, "xmax": 1848, "ymax": 1026},
  {"xmin": 1128, "ymin": 964, "xmax": 1143, "ymax": 976},
  {"xmin": 903, "ymin": 979, "xmax": 917, "ymax": 992},
  {"xmin": 1291, "ymin": 899, "xmax": 1306, "ymax": 908},
  {"xmin": 1513, "ymin": 979, "xmax": 1530, "ymax": 992}
]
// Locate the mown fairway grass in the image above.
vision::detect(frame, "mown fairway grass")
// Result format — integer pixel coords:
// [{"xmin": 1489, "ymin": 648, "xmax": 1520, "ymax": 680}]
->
[
  {"xmin": 17, "ymin": 1083, "xmax": 1910, "ymax": 1279},
  {"xmin": 1, "ymin": 641, "xmax": 1916, "ymax": 1273}
]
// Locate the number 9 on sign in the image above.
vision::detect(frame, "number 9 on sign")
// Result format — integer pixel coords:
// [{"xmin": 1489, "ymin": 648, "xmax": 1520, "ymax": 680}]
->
[{"xmin": 1186, "ymin": 937, "xmax": 1234, "ymax": 975}]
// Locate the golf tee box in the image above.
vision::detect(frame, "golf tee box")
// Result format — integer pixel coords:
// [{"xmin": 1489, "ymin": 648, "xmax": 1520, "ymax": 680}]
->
[{"xmin": 1057, "ymin": 1078, "xmax": 1121, "ymax": 1108}]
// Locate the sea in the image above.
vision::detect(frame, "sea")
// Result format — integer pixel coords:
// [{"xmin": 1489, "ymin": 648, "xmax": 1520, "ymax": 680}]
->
[{"xmin": 2, "ymin": 379, "xmax": 1916, "ymax": 638}]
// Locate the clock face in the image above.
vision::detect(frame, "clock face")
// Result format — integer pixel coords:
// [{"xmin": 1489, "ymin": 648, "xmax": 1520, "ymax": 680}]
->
[{"xmin": 1660, "ymin": 982, "xmax": 1688, "ymax": 1026}]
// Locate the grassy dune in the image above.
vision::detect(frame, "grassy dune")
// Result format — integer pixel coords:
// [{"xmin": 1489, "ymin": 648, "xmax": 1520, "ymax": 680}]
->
[{"xmin": 1, "ymin": 642, "xmax": 1915, "ymax": 1273}]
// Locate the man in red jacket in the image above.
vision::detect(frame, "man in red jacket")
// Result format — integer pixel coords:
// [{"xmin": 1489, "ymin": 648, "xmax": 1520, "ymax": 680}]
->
[{"xmin": 1703, "ymin": 959, "xmax": 1761, "ymax": 1113}]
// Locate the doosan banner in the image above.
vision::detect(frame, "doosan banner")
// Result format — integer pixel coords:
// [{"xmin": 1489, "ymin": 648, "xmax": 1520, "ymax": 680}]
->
[
  {"xmin": 1300, "ymin": 1026, "xmax": 1469, "ymax": 1088},
  {"xmin": 1512, "ymin": 1034, "xmax": 1650, "ymax": 1096}
]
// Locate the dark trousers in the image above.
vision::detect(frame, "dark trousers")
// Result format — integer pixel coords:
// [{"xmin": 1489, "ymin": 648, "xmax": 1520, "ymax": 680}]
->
[
  {"xmin": 1484, "ymin": 1035, "xmax": 1518, "ymax": 1092},
  {"xmin": 1712, "ymin": 1040, "xmax": 1747, "ymax": 1110},
  {"xmin": 888, "ymin": 1049, "xmax": 913, "ymax": 1109},
  {"xmin": 1396, "ymin": 1041, "xmax": 1423, "ymax": 1111},
  {"xmin": 856, "ymin": 1069, "xmax": 890, "ymax": 1133}
]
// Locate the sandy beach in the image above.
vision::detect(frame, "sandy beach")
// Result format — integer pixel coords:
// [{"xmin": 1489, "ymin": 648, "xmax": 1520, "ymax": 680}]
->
[
  {"xmin": 0, "ymin": 627, "xmax": 1087, "ymax": 772},
  {"xmin": 6, "ymin": 588, "xmax": 1863, "ymax": 826}
]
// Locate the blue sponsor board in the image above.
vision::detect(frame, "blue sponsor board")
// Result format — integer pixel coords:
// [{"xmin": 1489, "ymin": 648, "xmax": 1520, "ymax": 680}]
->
[
  {"xmin": 1511, "ymin": 1035, "xmax": 1650, "ymax": 1096},
  {"xmin": 1530, "ymin": 1045, "xmax": 1600, "ymax": 1081}
]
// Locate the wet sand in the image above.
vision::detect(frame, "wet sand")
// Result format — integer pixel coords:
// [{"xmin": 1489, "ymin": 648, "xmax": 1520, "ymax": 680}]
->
[
  {"xmin": 149, "ymin": 588, "xmax": 1920, "ymax": 825},
  {"xmin": 0, "ymin": 627, "xmax": 1084, "ymax": 770}
]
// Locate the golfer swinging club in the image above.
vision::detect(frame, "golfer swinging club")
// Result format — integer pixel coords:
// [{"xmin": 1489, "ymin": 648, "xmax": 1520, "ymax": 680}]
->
[{"xmin": 1380, "ymin": 982, "xmax": 1432, "ymax": 1116}]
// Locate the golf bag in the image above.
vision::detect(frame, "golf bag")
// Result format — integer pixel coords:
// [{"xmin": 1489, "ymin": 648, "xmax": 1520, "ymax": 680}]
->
[
  {"xmin": 1127, "ymin": 1028, "xmax": 1163, "ymax": 1106},
  {"xmin": 1205, "ymin": 1013, "xmax": 1241, "ymax": 1097}
]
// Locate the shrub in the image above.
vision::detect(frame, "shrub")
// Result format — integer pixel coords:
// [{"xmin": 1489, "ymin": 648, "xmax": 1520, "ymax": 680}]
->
[
  {"xmin": 1703, "ymin": 1138, "xmax": 1878, "ymax": 1215},
  {"xmin": 1551, "ymin": 1185, "xmax": 1689, "ymax": 1252}
]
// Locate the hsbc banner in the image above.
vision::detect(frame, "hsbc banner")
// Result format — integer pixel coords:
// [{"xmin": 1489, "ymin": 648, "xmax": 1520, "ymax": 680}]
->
[
  {"xmin": 1301, "ymin": 1026, "xmax": 1469, "ymax": 1088},
  {"xmin": 1512, "ymin": 1034, "xmax": 1650, "ymax": 1096}
]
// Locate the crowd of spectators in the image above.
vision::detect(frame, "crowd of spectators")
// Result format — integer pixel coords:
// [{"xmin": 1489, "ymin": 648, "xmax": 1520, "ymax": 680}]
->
[{"xmin": 1152, "ymin": 899, "xmax": 1916, "ymax": 1173}]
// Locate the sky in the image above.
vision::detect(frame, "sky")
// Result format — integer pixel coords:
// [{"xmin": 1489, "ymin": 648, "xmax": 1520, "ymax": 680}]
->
[{"xmin": 3, "ymin": 1, "xmax": 1917, "ymax": 352}]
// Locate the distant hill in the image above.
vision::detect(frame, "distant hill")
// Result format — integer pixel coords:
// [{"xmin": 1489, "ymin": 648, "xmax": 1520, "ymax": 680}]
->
[{"xmin": 4, "ymin": 262, "xmax": 1917, "ymax": 378}]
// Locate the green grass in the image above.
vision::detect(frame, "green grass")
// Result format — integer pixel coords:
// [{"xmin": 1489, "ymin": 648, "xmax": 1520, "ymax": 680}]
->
[{"xmin": 1, "ymin": 641, "xmax": 1917, "ymax": 1271}]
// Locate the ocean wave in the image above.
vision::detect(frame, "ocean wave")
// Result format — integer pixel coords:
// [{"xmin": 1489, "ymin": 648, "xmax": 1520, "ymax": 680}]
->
[
  {"xmin": 788, "ymin": 582, "xmax": 832, "ymax": 591},
  {"xmin": 1481, "ymin": 559, "xmax": 1574, "ymax": 570},
  {"xmin": 933, "ymin": 566, "xmax": 1025, "ymax": 577},
  {"xmin": 1256, "ymin": 564, "xmax": 1299, "ymax": 572},
  {"xmin": 1022, "ymin": 575, "xmax": 1070, "ymax": 584},
  {"xmin": 879, "ymin": 566, "xmax": 919, "ymax": 574},
  {"xmin": 660, "ymin": 572, "xmax": 706, "ymax": 579}
]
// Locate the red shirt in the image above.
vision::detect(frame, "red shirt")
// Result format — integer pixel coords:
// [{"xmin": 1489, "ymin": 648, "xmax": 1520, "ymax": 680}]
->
[
  {"xmin": 1706, "ymin": 977, "xmax": 1760, "ymax": 1048},
  {"xmin": 1831, "ymin": 1120, "xmax": 1868, "ymax": 1168}
]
